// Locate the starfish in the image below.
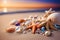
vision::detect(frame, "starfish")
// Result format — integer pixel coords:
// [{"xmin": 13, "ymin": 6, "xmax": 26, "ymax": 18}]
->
[
  {"xmin": 10, "ymin": 8, "xmax": 57, "ymax": 34},
  {"xmin": 25, "ymin": 22, "xmax": 40, "ymax": 34},
  {"xmin": 25, "ymin": 19, "xmax": 57, "ymax": 34},
  {"xmin": 24, "ymin": 19, "xmax": 46, "ymax": 34},
  {"xmin": 25, "ymin": 8, "xmax": 57, "ymax": 34}
]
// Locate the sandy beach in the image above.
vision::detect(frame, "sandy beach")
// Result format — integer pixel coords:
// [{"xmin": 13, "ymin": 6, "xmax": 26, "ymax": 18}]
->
[{"xmin": 0, "ymin": 12, "xmax": 60, "ymax": 40}]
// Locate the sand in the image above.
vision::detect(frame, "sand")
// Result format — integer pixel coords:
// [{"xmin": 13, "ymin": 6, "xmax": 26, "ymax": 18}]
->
[{"xmin": 0, "ymin": 12, "xmax": 60, "ymax": 40}]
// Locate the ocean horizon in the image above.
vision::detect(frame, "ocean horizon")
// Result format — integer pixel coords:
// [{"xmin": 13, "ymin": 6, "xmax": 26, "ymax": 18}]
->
[{"xmin": 0, "ymin": 7, "xmax": 60, "ymax": 15}]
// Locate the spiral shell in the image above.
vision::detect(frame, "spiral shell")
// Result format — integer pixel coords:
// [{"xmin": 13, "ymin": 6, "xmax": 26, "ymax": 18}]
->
[{"xmin": 47, "ymin": 12, "xmax": 60, "ymax": 25}]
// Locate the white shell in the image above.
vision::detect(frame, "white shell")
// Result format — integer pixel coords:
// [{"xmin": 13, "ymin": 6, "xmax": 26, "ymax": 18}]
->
[
  {"xmin": 15, "ymin": 26, "xmax": 23, "ymax": 33},
  {"xmin": 10, "ymin": 19, "xmax": 18, "ymax": 25},
  {"xmin": 47, "ymin": 12, "xmax": 60, "ymax": 25},
  {"xmin": 25, "ymin": 20, "xmax": 31, "ymax": 25},
  {"xmin": 44, "ymin": 31, "xmax": 51, "ymax": 36}
]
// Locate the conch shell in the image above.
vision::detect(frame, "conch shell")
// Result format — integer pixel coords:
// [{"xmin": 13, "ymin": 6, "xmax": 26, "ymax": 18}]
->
[{"xmin": 47, "ymin": 12, "xmax": 60, "ymax": 25}]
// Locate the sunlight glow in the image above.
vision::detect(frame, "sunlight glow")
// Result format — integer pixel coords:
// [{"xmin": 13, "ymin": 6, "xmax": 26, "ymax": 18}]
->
[
  {"xmin": 3, "ymin": 0, "xmax": 7, "ymax": 4},
  {"xmin": 2, "ymin": 0, "xmax": 8, "ymax": 12},
  {"xmin": 3, "ymin": 8, "xmax": 8, "ymax": 12}
]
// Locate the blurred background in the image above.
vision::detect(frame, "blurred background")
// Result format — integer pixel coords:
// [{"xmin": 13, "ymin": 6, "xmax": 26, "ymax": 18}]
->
[
  {"xmin": 0, "ymin": 0, "xmax": 60, "ymax": 40},
  {"xmin": 0, "ymin": 0, "xmax": 60, "ymax": 14}
]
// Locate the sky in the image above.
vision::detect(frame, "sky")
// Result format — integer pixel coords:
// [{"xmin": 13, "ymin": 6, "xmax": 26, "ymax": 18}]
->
[
  {"xmin": 12, "ymin": 0, "xmax": 60, "ymax": 4},
  {"xmin": 0, "ymin": 0, "xmax": 60, "ymax": 8},
  {"xmin": 0, "ymin": 0, "xmax": 60, "ymax": 4},
  {"xmin": 0, "ymin": 0, "xmax": 60, "ymax": 13}
]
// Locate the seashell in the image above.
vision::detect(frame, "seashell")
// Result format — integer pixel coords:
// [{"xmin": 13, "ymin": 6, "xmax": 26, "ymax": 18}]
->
[
  {"xmin": 18, "ymin": 19, "xmax": 25, "ymax": 23},
  {"xmin": 15, "ymin": 26, "xmax": 23, "ymax": 33},
  {"xmin": 10, "ymin": 19, "xmax": 17, "ymax": 25},
  {"xmin": 25, "ymin": 20, "xmax": 31, "ymax": 26},
  {"xmin": 28, "ymin": 15, "xmax": 33, "ymax": 19},
  {"xmin": 44, "ymin": 31, "xmax": 52, "ymax": 36},
  {"xmin": 47, "ymin": 12, "xmax": 60, "ymax": 25},
  {"xmin": 6, "ymin": 27, "xmax": 15, "ymax": 33}
]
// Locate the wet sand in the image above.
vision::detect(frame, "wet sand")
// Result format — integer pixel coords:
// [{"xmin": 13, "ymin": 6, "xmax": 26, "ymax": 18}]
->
[{"xmin": 0, "ymin": 12, "xmax": 60, "ymax": 40}]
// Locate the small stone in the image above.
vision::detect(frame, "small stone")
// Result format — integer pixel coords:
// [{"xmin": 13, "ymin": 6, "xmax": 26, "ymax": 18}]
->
[
  {"xmin": 15, "ymin": 23, "xmax": 20, "ymax": 26},
  {"xmin": 22, "ymin": 26, "xmax": 27, "ymax": 31},
  {"xmin": 27, "ymin": 29, "xmax": 31, "ymax": 32},
  {"xmin": 23, "ymin": 31, "xmax": 27, "ymax": 34},
  {"xmin": 41, "ymin": 27, "xmax": 45, "ymax": 33},
  {"xmin": 36, "ymin": 29, "xmax": 40, "ymax": 34},
  {"xmin": 54, "ymin": 24, "xmax": 60, "ymax": 29}
]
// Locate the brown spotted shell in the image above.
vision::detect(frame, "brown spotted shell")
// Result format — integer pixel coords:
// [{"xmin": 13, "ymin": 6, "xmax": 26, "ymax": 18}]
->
[{"xmin": 6, "ymin": 27, "xmax": 15, "ymax": 33}]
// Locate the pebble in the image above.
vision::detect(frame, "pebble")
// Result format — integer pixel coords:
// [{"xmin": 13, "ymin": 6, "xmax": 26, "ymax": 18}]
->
[
  {"xmin": 15, "ymin": 23, "xmax": 20, "ymax": 26},
  {"xmin": 36, "ymin": 29, "xmax": 40, "ymax": 34},
  {"xmin": 23, "ymin": 31, "xmax": 27, "ymax": 34},
  {"xmin": 41, "ymin": 27, "xmax": 45, "ymax": 33},
  {"xmin": 27, "ymin": 29, "xmax": 31, "ymax": 32},
  {"xmin": 54, "ymin": 24, "xmax": 60, "ymax": 29}
]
